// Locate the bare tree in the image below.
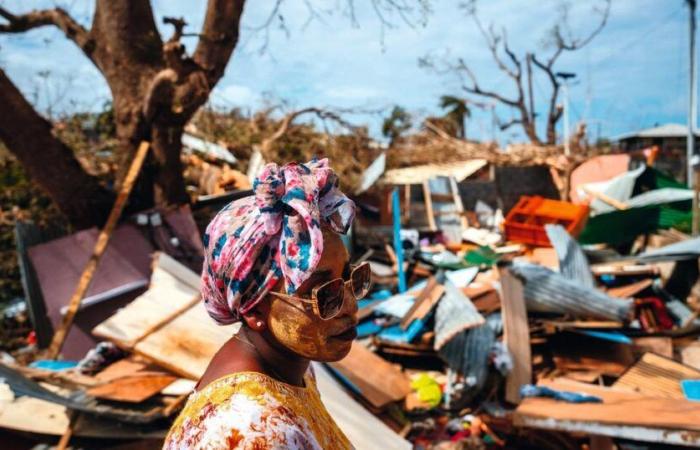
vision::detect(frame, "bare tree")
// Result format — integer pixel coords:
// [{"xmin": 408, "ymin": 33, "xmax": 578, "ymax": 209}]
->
[
  {"xmin": 421, "ymin": 0, "xmax": 609, "ymax": 145},
  {"xmin": 258, "ymin": 107, "xmax": 358, "ymax": 159},
  {"xmin": 0, "ymin": 1, "xmax": 428, "ymax": 229}
]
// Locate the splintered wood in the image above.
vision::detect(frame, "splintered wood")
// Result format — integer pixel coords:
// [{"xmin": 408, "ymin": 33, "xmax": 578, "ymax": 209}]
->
[{"xmin": 93, "ymin": 252, "xmax": 238, "ymax": 380}]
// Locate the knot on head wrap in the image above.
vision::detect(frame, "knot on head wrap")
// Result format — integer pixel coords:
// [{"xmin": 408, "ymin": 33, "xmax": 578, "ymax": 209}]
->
[{"xmin": 201, "ymin": 158, "xmax": 356, "ymax": 325}]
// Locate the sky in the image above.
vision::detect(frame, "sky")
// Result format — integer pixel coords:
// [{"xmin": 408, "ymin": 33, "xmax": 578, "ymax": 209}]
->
[{"xmin": 0, "ymin": 0, "xmax": 693, "ymax": 144}]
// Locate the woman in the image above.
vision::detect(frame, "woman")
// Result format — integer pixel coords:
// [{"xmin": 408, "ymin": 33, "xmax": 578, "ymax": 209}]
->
[{"xmin": 164, "ymin": 159, "xmax": 367, "ymax": 450}]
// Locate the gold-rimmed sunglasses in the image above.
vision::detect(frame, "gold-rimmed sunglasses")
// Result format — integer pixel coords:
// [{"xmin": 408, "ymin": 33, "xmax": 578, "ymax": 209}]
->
[{"xmin": 269, "ymin": 262, "xmax": 372, "ymax": 320}]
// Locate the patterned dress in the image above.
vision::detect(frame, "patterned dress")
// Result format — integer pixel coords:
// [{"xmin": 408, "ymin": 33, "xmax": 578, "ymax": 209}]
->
[{"xmin": 163, "ymin": 370, "xmax": 353, "ymax": 450}]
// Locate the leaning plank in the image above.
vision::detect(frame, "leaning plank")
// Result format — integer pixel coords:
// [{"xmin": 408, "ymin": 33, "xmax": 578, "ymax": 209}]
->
[
  {"xmin": 499, "ymin": 266, "xmax": 531, "ymax": 404},
  {"xmin": 48, "ymin": 141, "xmax": 150, "ymax": 358},
  {"xmin": 328, "ymin": 342, "xmax": 411, "ymax": 410}
]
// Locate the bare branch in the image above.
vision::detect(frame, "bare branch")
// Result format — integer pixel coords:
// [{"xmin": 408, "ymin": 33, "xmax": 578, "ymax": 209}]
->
[
  {"xmin": 0, "ymin": 6, "xmax": 92, "ymax": 52},
  {"xmin": 498, "ymin": 117, "xmax": 523, "ymax": 131},
  {"xmin": 193, "ymin": 0, "xmax": 246, "ymax": 87},
  {"xmin": 455, "ymin": 58, "xmax": 520, "ymax": 108},
  {"xmin": 552, "ymin": 0, "xmax": 610, "ymax": 51},
  {"xmin": 260, "ymin": 107, "xmax": 357, "ymax": 156}
]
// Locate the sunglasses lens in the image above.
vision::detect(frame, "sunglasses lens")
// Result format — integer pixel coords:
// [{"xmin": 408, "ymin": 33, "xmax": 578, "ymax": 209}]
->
[
  {"xmin": 351, "ymin": 263, "xmax": 372, "ymax": 299},
  {"xmin": 316, "ymin": 278, "xmax": 345, "ymax": 319}
]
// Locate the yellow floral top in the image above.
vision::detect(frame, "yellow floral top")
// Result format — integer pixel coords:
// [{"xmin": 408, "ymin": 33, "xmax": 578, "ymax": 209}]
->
[{"xmin": 163, "ymin": 370, "xmax": 353, "ymax": 450}]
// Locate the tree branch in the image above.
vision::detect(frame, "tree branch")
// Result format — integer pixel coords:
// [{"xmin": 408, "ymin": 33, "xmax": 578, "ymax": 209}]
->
[
  {"xmin": 193, "ymin": 0, "xmax": 246, "ymax": 87},
  {"xmin": 554, "ymin": 0, "xmax": 610, "ymax": 51},
  {"xmin": 0, "ymin": 6, "xmax": 93, "ymax": 53},
  {"xmin": 260, "ymin": 107, "xmax": 356, "ymax": 157}
]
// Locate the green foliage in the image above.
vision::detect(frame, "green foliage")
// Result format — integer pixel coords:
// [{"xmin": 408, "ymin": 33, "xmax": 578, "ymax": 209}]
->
[{"xmin": 0, "ymin": 147, "xmax": 69, "ymax": 306}]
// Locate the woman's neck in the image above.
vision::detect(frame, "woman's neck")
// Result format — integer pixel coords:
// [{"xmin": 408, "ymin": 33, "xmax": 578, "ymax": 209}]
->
[{"xmin": 242, "ymin": 327, "xmax": 310, "ymax": 387}]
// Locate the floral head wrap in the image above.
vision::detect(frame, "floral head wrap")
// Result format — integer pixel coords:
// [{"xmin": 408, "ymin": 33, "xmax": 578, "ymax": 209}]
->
[{"xmin": 201, "ymin": 158, "xmax": 356, "ymax": 325}]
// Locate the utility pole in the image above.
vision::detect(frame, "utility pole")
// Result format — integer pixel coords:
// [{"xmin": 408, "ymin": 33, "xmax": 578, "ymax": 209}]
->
[
  {"xmin": 689, "ymin": 0, "xmax": 699, "ymax": 234},
  {"xmin": 556, "ymin": 72, "xmax": 576, "ymax": 156}
]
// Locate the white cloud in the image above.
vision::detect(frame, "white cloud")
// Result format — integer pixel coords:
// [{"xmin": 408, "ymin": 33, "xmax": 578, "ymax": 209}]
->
[{"xmin": 211, "ymin": 83, "xmax": 262, "ymax": 108}]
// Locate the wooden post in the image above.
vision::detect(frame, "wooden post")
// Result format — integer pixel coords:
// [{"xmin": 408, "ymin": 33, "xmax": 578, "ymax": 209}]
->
[
  {"xmin": 56, "ymin": 411, "xmax": 78, "ymax": 450},
  {"xmin": 449, "ymin": 176, "xmax": 468, "ymax": 229},
  {"xmin": 422, "ymin": 181, "xmax": 437, "ymax": 231},
  {"xmin": 47, "ymin": 141, "xmax": 150, "ymax": 359},
  {"xmin": 499, "ymin": 266, "xmax": 531, "ymax": 404}
]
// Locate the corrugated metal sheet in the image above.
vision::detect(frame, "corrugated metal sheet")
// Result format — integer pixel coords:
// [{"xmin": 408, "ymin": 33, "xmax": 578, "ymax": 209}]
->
[
  {"xmin": 510, "ymin": 262, "xmax": 632, "ymax": 321},
  {"xmin": 438, "ymin": 322, "xmax": 494, "ymax": 393},
  {"xmin": 545, "ymin": 224, "xmax": 595, "ymax": 288},
  {"xmin": 434, "ymin": 281, "xmax": 485, "ymax": 350},
  {"xmin": 636, "ymin": 236, "xmax": 700, "ymax": 262}
]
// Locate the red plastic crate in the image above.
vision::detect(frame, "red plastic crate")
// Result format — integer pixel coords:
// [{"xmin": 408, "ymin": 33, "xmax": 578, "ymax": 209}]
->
[{"xmin": 503, "ymin": 196, "xmax": 589, "ymax": 247}]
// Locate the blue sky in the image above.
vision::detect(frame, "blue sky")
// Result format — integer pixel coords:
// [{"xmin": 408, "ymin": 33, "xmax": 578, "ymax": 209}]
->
[{"xmin": 0, "ymin": 0, "xmax": 693, "ymax": 144}]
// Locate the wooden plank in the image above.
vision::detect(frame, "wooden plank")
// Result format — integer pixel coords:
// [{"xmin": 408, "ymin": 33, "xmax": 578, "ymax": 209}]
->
[
  {"xmin": 328, "ymin": 342, "xmax": 411, "ymax": 410},
  {"xmin": 133, "ymin": 301, "xmax": 237, "ymax": 380},
  {"xmin": 48, "ymin": 141, "xmax": 150, "ymax": 358},
  {"xmin": 681, "ymin": 341, "xmax": 700, "ymax": 370},
  {"xmin": 515, "ymin": 378, "xmax": 700, "ymax": 432},
  {"xmin": 92, "ymin": 252, "xmax": 238, "ymax": 380},
  {"xmin": 87, "ymin": 375, "xmax": 176, "ymax": 403},
  {"xmin": 92, "ymin": 253, "xmax": 201, "ymax": 348},
  {"xmin": 632, "ymin": 337, "xmax": 673, "ymax": 358},
  {"xmin": 421, "ymin": 181, "xmax": 437, "ymax": 231},
  {"xmin": 499, "ymin": 267, "xmax": 531, "ymax": 404},
  {"xmin": 613, "ymin": 353, "xmax": 700, "ymax": 399},
  {"xmin": 400, "ymin": 278, "xmax": 444, "ymax": 329},
  {"xmin": 607, "ymin": 279, "xmax": 653, "ymax": 298}
]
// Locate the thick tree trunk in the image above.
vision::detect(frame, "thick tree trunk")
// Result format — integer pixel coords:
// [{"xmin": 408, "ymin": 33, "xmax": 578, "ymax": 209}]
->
[
  {"xmin": 0, "ymin": 69, "xmax": 114, "ymax": 229},
  {"xmin": 0, "ymin": 0, "xmax": 246, "ymax": 217},
  {"xmin": 151, "ymin": 125, "xmax": 189, "ymax": 205}
]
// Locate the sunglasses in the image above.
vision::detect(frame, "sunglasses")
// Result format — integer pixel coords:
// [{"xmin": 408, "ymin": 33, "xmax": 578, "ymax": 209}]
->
[{"xmin": 269, "ymin": 262, "xmax": 372, "ymax": 320}]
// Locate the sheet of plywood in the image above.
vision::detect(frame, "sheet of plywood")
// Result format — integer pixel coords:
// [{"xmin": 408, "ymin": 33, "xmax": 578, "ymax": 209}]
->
[
  {"xmin": 92, "ymin": 253, "xmax": 200, "ymax": 348},
  {"xmin": 93, "ymin": 252, "xmax": 238, "ymax": 380},
  {"xmin": 515, "ymin": 378, "xmax": 700, "ymax": 431},
  {"xmin": 328, "ymin": 342, "xmax": 411, "ymax": 410},
  {"xmin": 499, "ymin": 267, "xmax": 531, "ymax": 404},
  {"xmin": 613, "ymin": 353, "xmax": 700, "ymax": 399},
  {"xmin": 134, "ymin": 301, "xmax": 237, "ymax": 380},
  {"xmin": 87, "ymin": 375, "xmax": 177, "ymax": 403}
]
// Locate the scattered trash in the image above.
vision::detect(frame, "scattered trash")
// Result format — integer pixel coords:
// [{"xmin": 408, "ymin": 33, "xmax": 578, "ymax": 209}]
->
[{"xmin": 5, "ymin": 154, "xmax": 700, "ymax": 448}]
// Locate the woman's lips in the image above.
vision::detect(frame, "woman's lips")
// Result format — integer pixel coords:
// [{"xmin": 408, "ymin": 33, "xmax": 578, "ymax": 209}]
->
[{"xmin": 331, "ymin": 326, "xmax": 357, "ymax": 341}]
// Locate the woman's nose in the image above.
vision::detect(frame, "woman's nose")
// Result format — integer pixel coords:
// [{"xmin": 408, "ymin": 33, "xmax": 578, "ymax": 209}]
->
[{"xmin": 340, "ymin": 283, "xmax": 359, "ymax": 317}]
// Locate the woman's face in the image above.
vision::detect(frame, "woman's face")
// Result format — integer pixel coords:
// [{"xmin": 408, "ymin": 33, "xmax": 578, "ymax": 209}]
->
[{"xmin": 263, "ymin": 228, "xmax": 359, "ymax": 362}]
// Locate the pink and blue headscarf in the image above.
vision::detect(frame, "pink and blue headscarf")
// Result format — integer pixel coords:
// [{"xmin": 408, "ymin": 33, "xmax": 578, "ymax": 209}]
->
[{"xmin": 201, "ymin": 158, "xmax": 356, "ymax": 325}]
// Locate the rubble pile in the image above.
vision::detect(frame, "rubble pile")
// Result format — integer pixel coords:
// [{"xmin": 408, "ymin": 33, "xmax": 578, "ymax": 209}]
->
[{"xmin": 2, "ymin": 152, "xmax": 700, "ymax": 449}]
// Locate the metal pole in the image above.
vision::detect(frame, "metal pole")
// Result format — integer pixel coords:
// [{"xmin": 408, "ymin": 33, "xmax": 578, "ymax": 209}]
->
[
  {"xmin": 562, "ymin": 81, "xmax": 570, "ymax": 156},
  {"xmin": 689, "ymin": 0, "xmax": 699, "ymax": 234},
  {"xmin": 391, "ymin": 187, "xmax": 407, "ymax": 293}
]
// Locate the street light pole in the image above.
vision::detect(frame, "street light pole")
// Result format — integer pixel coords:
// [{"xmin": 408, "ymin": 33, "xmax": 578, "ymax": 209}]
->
[{"xmin": 562, "ymin": 82, "xmax": 571, "ymax": 156}]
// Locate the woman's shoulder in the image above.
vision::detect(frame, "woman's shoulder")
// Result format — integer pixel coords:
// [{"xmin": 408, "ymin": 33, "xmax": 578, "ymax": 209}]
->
[{"xmin": 163, "ymin": 371, "xmax": 322, "ymax": 450}]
